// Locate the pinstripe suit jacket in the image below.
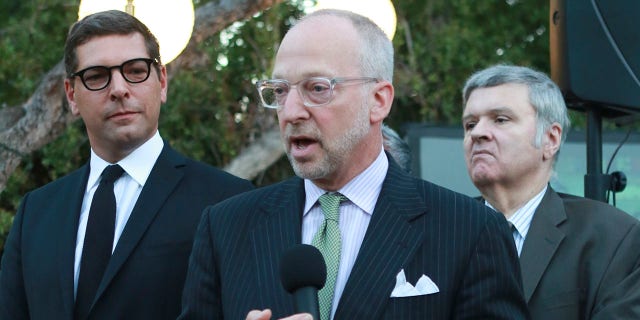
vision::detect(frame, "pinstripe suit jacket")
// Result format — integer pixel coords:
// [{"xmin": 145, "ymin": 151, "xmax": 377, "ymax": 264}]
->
[{"xmin": 180, "ymin": 159, "xmax": 529, "ymax": 319}]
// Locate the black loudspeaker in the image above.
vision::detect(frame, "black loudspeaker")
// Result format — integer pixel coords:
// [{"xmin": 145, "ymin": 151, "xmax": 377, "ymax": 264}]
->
[{"xmin": 550, "ymin": 0, "xmax": 640, "ymax": 117}]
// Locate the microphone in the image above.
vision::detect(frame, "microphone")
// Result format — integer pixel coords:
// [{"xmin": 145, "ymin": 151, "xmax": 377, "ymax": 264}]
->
[{"xmin": 280, "ymin": 244, "xmax": 327, "ymax": 320}]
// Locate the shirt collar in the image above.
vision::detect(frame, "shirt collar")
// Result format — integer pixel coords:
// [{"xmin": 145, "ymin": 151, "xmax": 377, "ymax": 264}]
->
[
  {"xmin": 303, "ymin": 149, "xmax": 388, "ymax": 215},
  {"xmin": 486, "ymin": 185, "xmax": 547, "ymax": 238},
  {"xmin": 88, "ymin": 131, "xmax": 164, "ymax": 189}
]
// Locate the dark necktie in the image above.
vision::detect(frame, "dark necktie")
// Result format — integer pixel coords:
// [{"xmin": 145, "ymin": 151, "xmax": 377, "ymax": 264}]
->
[
  {"xmin": 75, "ymin": 164, "xmax": 124, "ymax": 320},
  {"xmin": 507, "ymin": 221, "xmax": 518, "ymax": 240}
]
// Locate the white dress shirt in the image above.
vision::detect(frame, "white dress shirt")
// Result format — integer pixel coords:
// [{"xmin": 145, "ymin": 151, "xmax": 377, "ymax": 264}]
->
[
  {"xmin": 302, "ymin": 149, "xmax": 388, "ymax": 319},
  {"xmin": 486, "ymin": 185, "xmax": 546, "ymax": 256},
  {"xmin": 73, "ymin": 131, "xmax": 163, "ymax": 297}
]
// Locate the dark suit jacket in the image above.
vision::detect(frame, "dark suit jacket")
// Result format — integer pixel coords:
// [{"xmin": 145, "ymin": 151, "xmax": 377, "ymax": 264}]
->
[
  {"xmin": 179, "ymin": 158, "xmax": 529, "ymax": 319},
  {"xmin": 521, "ymin": 187, "xmax": 640, "ymax": 319},
  {"xmin": 0, "ymin": 144, "xmax": 254, "ymax": 320}
]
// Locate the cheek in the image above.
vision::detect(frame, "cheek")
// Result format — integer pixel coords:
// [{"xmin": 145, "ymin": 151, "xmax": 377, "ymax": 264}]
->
[
  {"xmin": 77, "ymin": 107, "xmax": 100, "ymax": 126},
  {"xmin": 72, "ymin": 96, "xmax": 92, "ymax": 117},
  {"xmin": 462, "ymin": 136, "xmax": 471, "ymax": 149},
  {"xmin": 331, "ymin": 112, "xmax": 354, "ymax": 134},
  {"xmin": 73, "ymin": 93, "xmax": 107, "ymax": 123},
  {"xmin": 462, "ymin": 137, "xmax": 475, "ymax": 157},
  {"xmin": 148, "ymin": 99, "xmax": 162, "ymax": 117},
  {"xmin": 276, "ymin": 113, "xmax": 287, "ymax": 130},
  {"xmin": 70, "ymin": 101, "xmax": 80, "ymax": 116},
  {"xmin": 513, "ymin": 132, "xmax": 537, "ymax": 151}
]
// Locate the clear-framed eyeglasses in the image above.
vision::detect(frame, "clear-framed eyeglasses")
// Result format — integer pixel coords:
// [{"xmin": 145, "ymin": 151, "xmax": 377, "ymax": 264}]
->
[
  {"xmin": 255, "ymin": 76, "xmax": 379, "ymax": 109},
  {"xmin": 69, "ymin": 57, "xmax": 159, "ymax": 91}
]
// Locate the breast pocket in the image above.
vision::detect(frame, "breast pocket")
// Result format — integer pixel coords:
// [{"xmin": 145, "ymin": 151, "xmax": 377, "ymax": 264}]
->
[{"xmin": 385, "ymin": 293, "xmax": 446, "ymax": 318}]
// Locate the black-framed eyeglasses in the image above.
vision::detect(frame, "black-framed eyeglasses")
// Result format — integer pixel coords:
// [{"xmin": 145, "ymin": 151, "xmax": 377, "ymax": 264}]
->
[
  {"xmin": 255, "ymin": 76, "xmax": 379, "ymax": 109},
  {"xmin": 69, "ymin": 58, "xmax": 158, "ymax": 91}
]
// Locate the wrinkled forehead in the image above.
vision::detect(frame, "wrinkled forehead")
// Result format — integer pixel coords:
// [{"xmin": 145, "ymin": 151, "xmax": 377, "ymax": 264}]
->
[
  {"xmin": 272, "ymin": 16, "xmax": 362, "ymax": 80},
  {"xmin": 463, "ymin": 84, "xmax": 533, "ymax": 115}
]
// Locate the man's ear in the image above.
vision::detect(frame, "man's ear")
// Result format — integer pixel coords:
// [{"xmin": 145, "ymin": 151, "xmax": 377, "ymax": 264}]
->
[
  {"xmin": 543, "ymin": 122, "xmax": 562, "ymax": 161},
  {"xmin": 159, "ymin": 65, "xmax": 168, "ymax": 103},
  {"xmin": 64, "ymin": 78, "xmax": 80, "ymax": 116},
  {"xmin": 370, "ymin": 81, "xmax": 394, "ymax": 123}
]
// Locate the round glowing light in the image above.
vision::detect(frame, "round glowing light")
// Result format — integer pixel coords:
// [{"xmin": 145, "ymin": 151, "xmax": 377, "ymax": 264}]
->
[
  {"xmin": 311, "ymin": 0, "xmax": 397, "ymax": 40},
  {"xmin": 78, "ymin": 0, "xmax": 194, "ymax": 64}
]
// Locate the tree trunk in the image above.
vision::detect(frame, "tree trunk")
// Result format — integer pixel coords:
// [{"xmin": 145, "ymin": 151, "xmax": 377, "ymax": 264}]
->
[
  {"xmin": 0, "ymin": 0, "xmax": 284, "ymax": 193},
  {"xmin": 224, "ymin": 128, "xmax": 284, "ymax": 180}
]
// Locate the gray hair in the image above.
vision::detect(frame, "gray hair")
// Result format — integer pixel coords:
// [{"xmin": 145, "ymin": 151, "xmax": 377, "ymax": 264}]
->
[
  {"xmin": 299, "ymin": 9, "xmax": 394, "ymax": 83},
  {"xmin": 462, "ymin": 65, "xmax": 571, "ymax": 154},
  {"xmin": 382, "ymin": 124, "xmax": 412, "ymax": 173}
]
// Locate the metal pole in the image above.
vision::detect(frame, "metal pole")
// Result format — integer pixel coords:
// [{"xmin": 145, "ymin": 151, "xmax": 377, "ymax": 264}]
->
[
  {"xmin": 584, "ymin": 105, "xmax": 609, "ymax": 202},
  {"xmin": 125, "ymin": 0, "xmax": 135, "ymax": 15}
]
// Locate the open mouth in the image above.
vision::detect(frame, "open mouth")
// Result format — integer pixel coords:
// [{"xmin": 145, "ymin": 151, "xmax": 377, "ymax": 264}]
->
[
  {"xmin": 293, "ymin": 137, "xmax": 316, "ymax": 150},
  {"xmin": 288, "ymin": 135, "xmax": 320, "ymax": 159}
]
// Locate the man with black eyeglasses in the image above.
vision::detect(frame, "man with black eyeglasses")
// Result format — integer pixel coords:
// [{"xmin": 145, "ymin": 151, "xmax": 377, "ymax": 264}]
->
[
  {"xmin": 0, "ymin": 10, "xmax": 253, "ymax": 320},
  {"xmin": 179, "ymin": 9, "xmax": 528, "ymax": 320}
]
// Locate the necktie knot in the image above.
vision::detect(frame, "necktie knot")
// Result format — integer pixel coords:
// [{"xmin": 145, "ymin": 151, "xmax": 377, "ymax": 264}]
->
[
  {"xmin": 507, "ymin": 221, "xmax": 518, "ymax": 235},
  {"xmin": 101, "ymin": 165, "xmax": 124, "ymax": 184},
  {"xmin": 318, "ymin": 192, "xmax": 347, "ymax": 222}
]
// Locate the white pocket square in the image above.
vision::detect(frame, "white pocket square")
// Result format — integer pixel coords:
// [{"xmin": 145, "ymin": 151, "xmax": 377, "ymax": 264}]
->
[{"xmin": 390, "ymin": 269, "xmax": 440, "ymax": 297}]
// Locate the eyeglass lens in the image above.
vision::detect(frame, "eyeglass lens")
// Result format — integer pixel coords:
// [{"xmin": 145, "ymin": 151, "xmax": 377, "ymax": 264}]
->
[
  {"xmin": 77, "ymin": 58, "xmax": 153, "ymax": 91},
  {"xmin": 259, "ymin": 78, "xmax": 333, "ymax": 108}
]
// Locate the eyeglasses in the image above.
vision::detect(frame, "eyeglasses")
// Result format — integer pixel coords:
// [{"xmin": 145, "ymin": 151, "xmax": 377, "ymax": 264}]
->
[
  {"xmin": 255, "ymin": 76, "xmax": 379, "ymax": 109},
  {"xmin": 69, "ymin": 58, "xmax": 158, "ymax": 91}
]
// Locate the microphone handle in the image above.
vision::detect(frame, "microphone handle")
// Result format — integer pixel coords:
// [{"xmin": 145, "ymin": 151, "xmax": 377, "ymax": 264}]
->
[{"xmin": 293, "ymin": 286, "xmax": 321, "ymax": 320}]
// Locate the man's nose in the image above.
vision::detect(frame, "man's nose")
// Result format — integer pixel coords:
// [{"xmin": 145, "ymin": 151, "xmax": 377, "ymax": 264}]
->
[
  {"xmin": 470, "ymin": 120, "xmax": 491, "ymax": 141},
  {"xmin": 277, "ymin": 87, "xmax": 309, "ymax": 123},
  {"xmin": 108, "ymin": 69, "xmax": 130, "ymax": 99}
]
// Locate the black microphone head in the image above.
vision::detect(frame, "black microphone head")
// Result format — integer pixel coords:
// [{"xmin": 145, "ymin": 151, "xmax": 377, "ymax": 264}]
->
[{"xmin": 280, "ymin": 244, "xmax": 327, "ymax": 293}]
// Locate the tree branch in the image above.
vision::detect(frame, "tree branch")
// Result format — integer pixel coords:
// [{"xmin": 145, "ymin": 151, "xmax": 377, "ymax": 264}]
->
[{"xmin": 0, "ymin": 0, "xmax": 284, "ymax": 193}]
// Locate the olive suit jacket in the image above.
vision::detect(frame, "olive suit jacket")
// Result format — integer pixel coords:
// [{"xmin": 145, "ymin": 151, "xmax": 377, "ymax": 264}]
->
[{"xmin": 521, "ymin": 187, "xmax": 640, "ymax": 319}]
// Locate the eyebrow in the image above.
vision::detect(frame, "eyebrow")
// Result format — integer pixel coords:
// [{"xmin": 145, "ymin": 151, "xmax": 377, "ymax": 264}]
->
[
  {"xmin": 461, "ymin": 114, "xmax": 475, "ymax": 123},
  {"xmin": 463, "ymin": 106, "xmax": 516, "ymax": 120},
  {"xmin": 489, "ymin": 107, "xmax": 517, "ymax": 117}
]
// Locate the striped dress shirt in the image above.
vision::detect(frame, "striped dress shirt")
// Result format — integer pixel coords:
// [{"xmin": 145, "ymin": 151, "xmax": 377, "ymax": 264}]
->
[{"xmin": 302, "ymin": 149, "xmax": 388, "ymax": 319}]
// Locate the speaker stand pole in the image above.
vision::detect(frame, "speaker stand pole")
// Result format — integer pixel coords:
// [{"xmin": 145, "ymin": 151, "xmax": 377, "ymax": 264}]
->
[{"xmin": 583, "ymin": 105, "xmax": 609, "ymax": 202}]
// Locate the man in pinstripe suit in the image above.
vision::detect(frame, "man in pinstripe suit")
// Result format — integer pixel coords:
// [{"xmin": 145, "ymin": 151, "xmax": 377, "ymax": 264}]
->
[{"xmin": 180, "ymin": 9, "xmax": 529, "ymax": 320}]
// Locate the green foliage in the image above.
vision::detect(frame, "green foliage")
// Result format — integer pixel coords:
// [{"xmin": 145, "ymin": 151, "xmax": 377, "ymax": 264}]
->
[
  {"xmin": 0, "ymin": 0, "xmax": 562, "ymax": 252},
  {"xmin": 0, "ymin": 0, "xmax": 78, "ymax": 106},
  {"xmin": 163, "ymin": 2, "xmax": 303, "ymax": 167},
  {"xmin": 0, "ymin": 1, "xmax": 303, "ymax": 218},
  {"xmin": 0, "ymin": 0, "xmax": 81, "ymax": 217},
  {"xmin": 390, "ymin": 0, "xmax": 549, "ymax": 130},
  {"xmin": 0, "ymin": 209, "xmax": 13, "ymax": 257},
  {"xmin": 159, "ymin": 2, "xmax": 304, "ymax": 196}
]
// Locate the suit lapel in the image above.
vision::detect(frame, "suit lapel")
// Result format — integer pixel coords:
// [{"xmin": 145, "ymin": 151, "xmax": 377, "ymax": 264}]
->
[
  {"xmin": 335, "ymin": 161, "xmax": 427, "ymax": 320},
  {"xmin": 57, "ymin": 165, "xmax": 91, "ymax": 318},
  {"xmin": 251, "ymin": 178, "xmax": 305, "ymax": 315},
  {"xmin": 519, "ymin": 187, "xmax": 566, "ymax": 302},
  {"xmin": 94, "ymin": 145, "xmax": 184, "ymax": 301}
]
